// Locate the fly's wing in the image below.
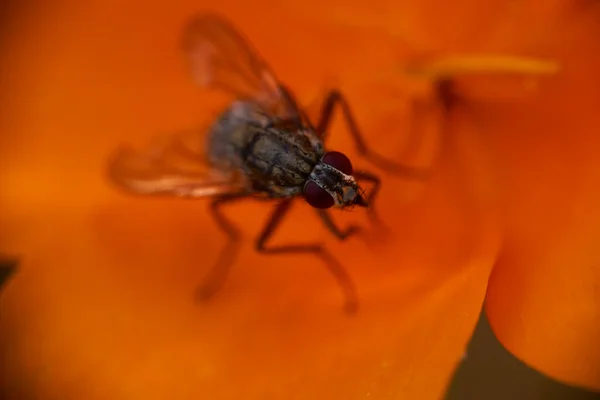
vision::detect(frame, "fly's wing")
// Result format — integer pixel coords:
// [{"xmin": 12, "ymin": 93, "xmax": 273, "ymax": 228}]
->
[
  {"xmin": 108, "ymin": 14, "xmax": 305, "ymax": 199},
  {"xmin": 182, "ymin": 13, "xmax": 301, "ymax": 120},
  {"xmin": 108, "ymin": 128, "xmax": 248, "ymax": 198}
]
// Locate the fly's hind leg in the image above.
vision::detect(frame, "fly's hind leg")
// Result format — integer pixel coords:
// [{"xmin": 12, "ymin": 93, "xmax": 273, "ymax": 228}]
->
[
  {"xmin": 195, "ymin": 192, "xmax": 249, "ymax": 302},
  {"xmin": 315, "ymin": 90, "xmax": 430, "ymax": 180},
  {"xmin": 256, "ymin": 199, "xmax": 359, "ymax": 314}
]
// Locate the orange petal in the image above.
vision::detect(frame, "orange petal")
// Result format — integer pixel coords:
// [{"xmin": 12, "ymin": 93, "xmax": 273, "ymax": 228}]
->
[
  {"xmin": 0, "ymin": 1, "xmax": 503, "ymax": 399},
  {"xmin": 450, "ymin": 7, "xmax": 600, "ymax": 391}
]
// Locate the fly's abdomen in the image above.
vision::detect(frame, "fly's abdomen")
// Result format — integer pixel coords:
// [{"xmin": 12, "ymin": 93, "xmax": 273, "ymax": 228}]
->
[{"xmin": 206, "ymin": 101, "xmax": 265, "ymax": 170}]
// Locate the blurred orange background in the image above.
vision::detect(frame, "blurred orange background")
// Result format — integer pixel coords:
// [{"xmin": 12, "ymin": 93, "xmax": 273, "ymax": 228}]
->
[{"xmin": 1, "ymin": 0, "xmax": 599, "ymax": 399}]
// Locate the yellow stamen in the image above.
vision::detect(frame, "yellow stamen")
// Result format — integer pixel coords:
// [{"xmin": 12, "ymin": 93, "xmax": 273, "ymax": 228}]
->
[{"xmin": 404, "ymin": 55, "xmax": 561, "ymax": 79}]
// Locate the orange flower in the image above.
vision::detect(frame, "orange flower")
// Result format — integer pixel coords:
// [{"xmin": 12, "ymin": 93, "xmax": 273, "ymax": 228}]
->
[{"xmin": 1, "ymin": 1, "xmax": 599, "ymax": 399}]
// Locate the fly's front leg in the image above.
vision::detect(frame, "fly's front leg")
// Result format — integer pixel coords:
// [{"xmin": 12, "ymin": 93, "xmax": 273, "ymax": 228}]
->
[
  {"xmin": 354, "ymin": 171, "xmax": 381, "ymax": 205},
  {"xmin": 195, "ymin": 191, "xmax": 250, "ymax": 302},
  {"xmin": 256, "ymin": 199, "xmax": 359, "ymax": 314},
  {"xmin": 317, "ymin": 210, "xmax": 360, "ymax": 241},
  {"xmin": 321, "ymin": 170, "xmax": 387, "ymax": 240},
  {"xmin": 316, "ymin": 90, "xmax": 429, "ymax": 179},
  {"xmin": 318, "ymin": 171, "xmax": 385, "ymax": 244},
  {"xmin": 354, "ymin": 170, "xmax": 389, "ymax": 232}
]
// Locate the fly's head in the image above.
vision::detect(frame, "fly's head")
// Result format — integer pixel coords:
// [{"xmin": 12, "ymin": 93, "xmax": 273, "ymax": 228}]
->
[{"xmin": 303, "ymin": 151, "xmax": 367, "ymax": 210}]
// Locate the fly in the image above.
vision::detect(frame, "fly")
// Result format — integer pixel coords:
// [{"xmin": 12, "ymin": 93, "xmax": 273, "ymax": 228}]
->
[{"xmin": 108, "ymin": 13, "xmax": 426, "ymax": 314}]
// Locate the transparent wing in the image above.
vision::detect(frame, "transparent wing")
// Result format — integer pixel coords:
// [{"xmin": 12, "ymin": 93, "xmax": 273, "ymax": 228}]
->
[
  {"xmin": 107, "ymin": 129, "xmax": 248, "ymax": 198},
  {"xmin": 181, "ymin": 13, "xmax": 299, "ymax": 119}
]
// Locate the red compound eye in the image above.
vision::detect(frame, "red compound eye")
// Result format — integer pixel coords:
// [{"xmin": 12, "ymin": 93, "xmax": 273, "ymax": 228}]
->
[
  {"xmin": 322, "ymin": 151, "xmax": 353, "ymax": 175},
  {"xmin": 304, "ymin": 181, "xmax": 334, "ymax": 209}
]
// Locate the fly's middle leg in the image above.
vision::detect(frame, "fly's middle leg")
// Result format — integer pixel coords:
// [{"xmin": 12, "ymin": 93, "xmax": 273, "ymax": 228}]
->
[
  {"xmin": 195, "ymin": 192, "xmax": 249, "ymax": 302},
  {"xmin": 256, "ymin": 199, "xmax": 359, "ymax": 314},
  {"xmin": 315, "ymin": 89, "xmax": 430, "ymax": 180},
  {"xmin": 353, "ymin": 170, "xmax": 388, "ymax": 230}
]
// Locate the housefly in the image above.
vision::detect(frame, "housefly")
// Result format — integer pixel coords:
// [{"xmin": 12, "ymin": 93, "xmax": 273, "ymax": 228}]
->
[{"xmin": 108, "ymin": 13, "xmax": 426, "ymax": 313}]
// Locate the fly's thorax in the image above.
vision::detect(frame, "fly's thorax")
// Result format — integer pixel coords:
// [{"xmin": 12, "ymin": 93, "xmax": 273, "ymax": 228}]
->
[
  {"xmin": 306, "ymin": 161, "xmax": 362, "ymax": 207},
  {"xmin": 241, "ymin": 125, "xmax": 321, "ymax": 188},
  {"xmin": 205, "ymin": 99, "xmax": 329, "ymax": 199}
]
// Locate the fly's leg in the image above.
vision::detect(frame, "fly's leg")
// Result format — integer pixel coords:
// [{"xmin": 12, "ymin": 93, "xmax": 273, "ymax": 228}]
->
[
  {"xmin": 320, "ymin": 170, "xmax": 388, "ymax": 237},
  {"xmin": 256, "ymin": 199, "xmax": 359, "ymax": 314},
  {"xmin": 195, "ymin": 192, "xmax": 250, "ymax": 302},
  {"xmin": 316, "ymin": 90, "xmax": 429, "ymax": 179},
  {"xmin": 317, "ymin": 210, "xmax": 360, "ymax": 240},
  {"xmin": 354, "ymin": 171, "xmax": 381, "ymax": 206},
  {"xmin": 354, "ymin": 170, "xmax": 390, "ymax": 232}
]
